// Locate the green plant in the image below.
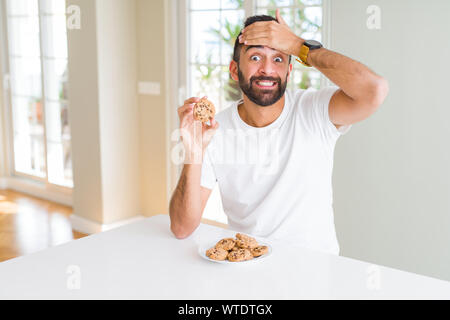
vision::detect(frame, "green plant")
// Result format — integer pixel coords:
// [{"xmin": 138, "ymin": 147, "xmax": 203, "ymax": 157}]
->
[
  {"xmin": 208, "ymin": 8, "xmax": 244, "ymax": 102},
  {"xmin": 195, "ymin": 54, "xmax": 218, "ymax": 95},
  {"xmin": 299, "ymin": 69, "xmax": 312, "ymax": 89},
  {"xmin": 209, "ymin": 19, "xmax": 242, "ymax": 48}
]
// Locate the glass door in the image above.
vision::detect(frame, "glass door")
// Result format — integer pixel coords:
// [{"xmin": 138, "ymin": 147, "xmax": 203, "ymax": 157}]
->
[{"xmin": 4, "ymin": 0, "xmax": 73, "ymax": 188}]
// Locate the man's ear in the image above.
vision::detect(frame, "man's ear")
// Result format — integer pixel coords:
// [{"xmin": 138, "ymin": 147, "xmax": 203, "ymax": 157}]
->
[
  {"xmin": 287, "ymin": 62, "xmax": 293, "ymax": 81},
  {"xmin": 229, "ymin": 60, "xmax": 239, "ymax": 81}
]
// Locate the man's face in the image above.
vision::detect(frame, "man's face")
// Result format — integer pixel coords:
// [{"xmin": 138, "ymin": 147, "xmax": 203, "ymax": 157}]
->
[{"xmin": 235, "ymin": 45, "xmax": 292, "ymax": 107}]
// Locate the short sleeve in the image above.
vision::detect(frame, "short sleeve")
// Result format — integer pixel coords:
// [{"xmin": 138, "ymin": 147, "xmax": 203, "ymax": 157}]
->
[
  {"xmin": 200, "ymin": 148, "xmax": 217, "ymax": 190},
  {"xmin": 298, "ymin": 86, "xmax": 352, "ymax": 139}
]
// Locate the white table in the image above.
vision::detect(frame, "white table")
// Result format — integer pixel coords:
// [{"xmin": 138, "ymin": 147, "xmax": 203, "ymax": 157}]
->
[{"xmin": 1, "ymin": 214, "xmax": 450, "ymax": 299}]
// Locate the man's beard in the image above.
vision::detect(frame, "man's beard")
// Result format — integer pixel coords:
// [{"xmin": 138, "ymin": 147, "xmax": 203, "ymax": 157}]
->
[{"xmin": 238, "ymin": 68, "xmax": 288, "ymax": 107}]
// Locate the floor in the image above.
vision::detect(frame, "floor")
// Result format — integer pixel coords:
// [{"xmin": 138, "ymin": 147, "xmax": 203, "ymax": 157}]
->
[{"xmin": 0, "ymin": 189, "xmax": 87, "ymax": 262}]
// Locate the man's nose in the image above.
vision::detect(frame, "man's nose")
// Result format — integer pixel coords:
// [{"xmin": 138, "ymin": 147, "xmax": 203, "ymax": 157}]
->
[{"xmin": 258, "ymin": 59, "xmax": 276, "ymax": 76}]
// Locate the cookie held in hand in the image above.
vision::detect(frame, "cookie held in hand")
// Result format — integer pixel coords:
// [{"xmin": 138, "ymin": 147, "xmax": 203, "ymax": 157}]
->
[{"xmin": 193, "ymin": 98, "xmax": 216, "ymax": 123}]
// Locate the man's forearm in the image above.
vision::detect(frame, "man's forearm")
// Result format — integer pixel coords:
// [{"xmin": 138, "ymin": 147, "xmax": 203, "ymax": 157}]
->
[
  {"xmin": 292, "ymin": 37, "xmax": 387, "ymax": 107},
  {"xmin": 308, "ymin": 47, "xmax": 385, "ymax": 104},
  {"xmin": 240, "ymin": 11, "xmax": 386, "ymax": 106},
  {"xmin": 169, "ymin": 164, "xmax": 202, "ymax": 238}
]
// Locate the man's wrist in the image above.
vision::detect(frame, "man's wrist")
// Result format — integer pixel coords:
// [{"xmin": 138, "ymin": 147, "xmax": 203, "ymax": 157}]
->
[
  {"xmin": 293, "ymin": 37, "xmax": 305, "ymax": 58},
  {"xmin": 294, "ymin": 38, "xmax": 326, "ymax": 67},
  {"xmin": 184, "ymin": 148, "xmax": 204, "ymax": 165},
  {"xmin": 306, "ymin": 47, "xmax": 325, "ymax": 67}
]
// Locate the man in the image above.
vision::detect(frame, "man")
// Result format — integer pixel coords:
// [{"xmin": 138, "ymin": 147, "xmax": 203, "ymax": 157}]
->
[{"xmin": 169, "ymin": 10, "xmax": 388, "ymax": 255}]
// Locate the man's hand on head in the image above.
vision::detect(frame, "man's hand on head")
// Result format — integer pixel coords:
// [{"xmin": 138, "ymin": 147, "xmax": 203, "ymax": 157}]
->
[{"xmin": 239, "ymin": 9, "xmax": 304, "ymax": 57}]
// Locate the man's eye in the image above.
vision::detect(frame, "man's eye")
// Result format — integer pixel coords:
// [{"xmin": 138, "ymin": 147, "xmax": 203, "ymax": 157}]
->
[
  {"xmin": 251, "ymin": 56, "xmax": 261, "ymax": 61},
  {"xmin": 274, "ymin": 57, "xmax": 283, "ymax": 63}
]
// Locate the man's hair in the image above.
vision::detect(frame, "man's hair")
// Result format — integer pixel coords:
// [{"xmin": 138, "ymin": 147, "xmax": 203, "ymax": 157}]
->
[{"xmin": 232, "ymin": 15, "xmax": 292, "ymax": 64}]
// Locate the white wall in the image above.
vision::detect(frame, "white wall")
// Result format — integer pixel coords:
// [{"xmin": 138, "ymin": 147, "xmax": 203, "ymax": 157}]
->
[
  {"xmin": 67, "ymin": 0, "xmax": 104, "ymax": 224},
  {"xmin": 331, "ymin": 0, "xmax": 450, "ymax": 281},
  {"xmin": 67, "ymin": 0, "xmax": 141, "ymax": 229},
  {"xmin": 136, "ymin": 0, "xmax": 169, "ymax": 217},
  {"xmin": 96, "ymin": 0, "xmax": 141, "ymax": 224}
]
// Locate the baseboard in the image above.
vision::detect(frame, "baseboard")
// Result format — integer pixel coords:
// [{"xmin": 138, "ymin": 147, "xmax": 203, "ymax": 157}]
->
[
  {"xmin": 70, "ymin": 214, "xmax": 146, "ymax": 235},
  {"xmin": 0, "ymin": 176, "xmax": 72, "ymax": 206}
]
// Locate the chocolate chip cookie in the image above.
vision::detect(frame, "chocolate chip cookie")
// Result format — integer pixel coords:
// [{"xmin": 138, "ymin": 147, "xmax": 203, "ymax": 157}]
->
[
  {"xmin": 193, "ymin": 98, "xmax": 215, "ymax": 123},
  {"xmin": 230, "ymin": 244, "xmax": 240, "ymax": 251},
  {"xmin": 205, "ymin": 233, "xmax": 269, "ymax": 262},
  {"xmin": 215, "ymin": 238, "xmax": 236, "ymax": 251},
  {"xmin": 250, "ymin": 245, "xmax": 269, "ymax": 257},
  {"xmin": 227, "ymin": 248, "xmax": 253, "ymax": 262},
  {"xmin": 205, "ymin": 247, "xmax": 228, "ymax": 261},
  {"xmin": 235, "ymin": 233, "xmax": 258, "ymax": 249}
]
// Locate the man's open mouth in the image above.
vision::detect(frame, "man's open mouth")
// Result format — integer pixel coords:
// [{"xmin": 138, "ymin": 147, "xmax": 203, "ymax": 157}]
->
[{"xmin": 253, "ymin": 80, "xmax": 278, "ymax": 89}]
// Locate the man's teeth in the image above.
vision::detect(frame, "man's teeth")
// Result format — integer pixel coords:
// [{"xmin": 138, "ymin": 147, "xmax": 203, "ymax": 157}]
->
[{"xmin": 257, "ymin": 81, "xmax": 276, "ymax": 87}]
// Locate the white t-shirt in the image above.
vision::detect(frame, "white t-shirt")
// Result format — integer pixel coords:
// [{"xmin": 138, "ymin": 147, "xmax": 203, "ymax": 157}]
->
[{"xmin": 200, "ymin": 87, "xmax": 351, "ymax": 255}]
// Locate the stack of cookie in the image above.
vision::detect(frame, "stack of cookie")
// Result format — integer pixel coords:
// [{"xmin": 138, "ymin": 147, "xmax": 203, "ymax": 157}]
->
[{"xmin": 205, "ymin": 233, "xmax": 269, "ymax": 262}]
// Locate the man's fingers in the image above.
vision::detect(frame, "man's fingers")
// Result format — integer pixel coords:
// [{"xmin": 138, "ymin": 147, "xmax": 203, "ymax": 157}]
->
[
  {"xmin": 242, "ymin": 31, "xmax": 272, "ymax": 41},
  {"xmin": 209, "ymin": 118, "xmax": 219, "ymax": 129},
  {"xmin": 241, "ymin": 30, "xmax": 269, "ymax": 42},
  {"xmin": 203, "ymin": 122, "xmax": 219, "ymax": 141},
  {"xmin": 179, "ymin": 95, "xmax": 208, "ymax": 116},
  {"xmin": 203, "ymin": 118, "xmax": 219, "ymax": 130},
  {"xmin": 242, "ymin": 20, "xmax": 276, "ymax": 32},
  {"xmin": 178, "ymin": 97, "xmax": 198, "ymax": 117},
  {"xmin": 241, "ymin": 23, "xmax": 282, "ymax": 43},
  {"xmin": 182, "ymin": 106, "xmax": 194, "ymax": 118},
  {"xmin": 241, "ymin": 37, "xmax": 271, "ymax": 47},
  {"xmin": 178, "ymin": 104, "xmax": 194, "ymax": 117},
  {"xmin": 242, "ymin": 25, "xmax": 273, "ymax": 38},
  {"xmin": 184, "ymin": 97, "xmax": 200, "ymax": 105},
  {"xmin": 243, "ymin": 24, "xmax": 270, "ymax": 33},
  {"xmin": 180, "ymin": 96, "xmax": 208, "ymax": 112},
  {"xmin": 276, "ymin": 9, "xmax": 288, "ymax": 26}
]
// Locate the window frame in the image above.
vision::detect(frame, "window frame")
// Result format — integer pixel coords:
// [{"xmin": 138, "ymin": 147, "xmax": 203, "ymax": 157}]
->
[
  {"xmin": 0, "ymin": 0, "xmax": 73, "ymax": 194},
  {"xmin": 0, "ymin": 0, "xmax": 12, "ymax": 178}
]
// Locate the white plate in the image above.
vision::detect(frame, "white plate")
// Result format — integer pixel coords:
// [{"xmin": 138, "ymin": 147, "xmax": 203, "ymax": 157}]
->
[{"xmin": 198, "ymin": 241, "xmax": 272, "ymax": 264}]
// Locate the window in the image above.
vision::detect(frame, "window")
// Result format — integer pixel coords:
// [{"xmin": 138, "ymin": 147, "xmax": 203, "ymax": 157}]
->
[
  {"xmin": 188, "ymin": 0, "xmax": 323, "ymax": 114},
  {"xmin": 185, "ymin": 0, "xmax": 325, "ymax": 223},
  {"xmin": 188, "ymin": 0, "xmax": 245, "ymax": 113},
  {"xmin": 2, "ymin": 0, "xmax": 72, "ymax": 188},
  {"xmin": 255, "ymin": 0, "xmax": 323, "ymax": 91}
]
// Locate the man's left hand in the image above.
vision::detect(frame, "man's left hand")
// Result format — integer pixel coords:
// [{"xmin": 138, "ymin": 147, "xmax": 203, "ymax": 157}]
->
[{"xmin": 239, "ymin": 9, "xmax": 303, "ymax": 57}]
